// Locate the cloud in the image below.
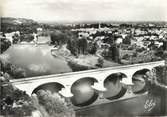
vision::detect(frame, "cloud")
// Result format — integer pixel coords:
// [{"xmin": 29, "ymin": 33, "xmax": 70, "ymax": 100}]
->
[
  {"xmin": 1, "ymin": 0, "xmax": 167, "ymax": 22},
  {"xmin": 28, "ymin": 64, "xmax": 50, "ymax": 73}
]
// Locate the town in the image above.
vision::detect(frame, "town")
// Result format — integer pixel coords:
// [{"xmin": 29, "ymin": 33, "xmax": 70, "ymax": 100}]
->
[
  {"xmin": 1, "ymin": 19, "xmax": 167, "ymax": 65},
  {"xmin": 1, "ymin": 17, "xmax": 167, "ymax": 117}
]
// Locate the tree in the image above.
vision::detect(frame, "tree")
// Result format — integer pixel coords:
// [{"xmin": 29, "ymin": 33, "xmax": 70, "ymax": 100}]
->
[
  {"xmin": 36, "ymin": 90, "xmax": 75, "ymax": 117},
  {"xmin": 122, "ymin": 35, "xmax": 131, "ymax": 44},
  {"xmin": 0, "ymin": 37, "xmax": 11, "ymax": 53},
  {"xmin": 19, "ymin": 34, "xmax": 34, "ymax": 42},
  {"xmin": 78, "ymin": 37, "xmax": 88, "ymax": 54},
  {"xmin": 50, "ymin": 30, "xmax": 75, "ymax": 46},
  {"xmin": 50, "ymin": 31, "xmax": 66, "ymax": 45},
  {"xmin": 89, "ymin": 42, "xmax": 97, "ymax": 54},
  {"xmin": 0, "ymin": 79, "xmax": 35, "ymax": 116},
  {"xmin": 162, "ymin": 40, "xmax": 167, "ymax": 50},
  {"xmin": 67, "ymin": 39, "xmax": 78, "ymax": 56},
  {"xmin": 0, "ymin": 58, "xmax": 26, "ymax": 79}
]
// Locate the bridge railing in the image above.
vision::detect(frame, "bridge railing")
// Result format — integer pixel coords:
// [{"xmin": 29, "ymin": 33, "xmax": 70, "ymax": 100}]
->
[{"xmin": 10, "ymin": 60, "xmax": 165, "ymax": 83}]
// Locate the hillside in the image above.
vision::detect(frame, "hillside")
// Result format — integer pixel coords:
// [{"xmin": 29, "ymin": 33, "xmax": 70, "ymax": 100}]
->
[
  {"xmin": 1, "ymin": 17, "xmax": 39, "ymax": 33},
  {"xmin": 1, "ymin": 17, "xmax": 37, "ymax": 25}
]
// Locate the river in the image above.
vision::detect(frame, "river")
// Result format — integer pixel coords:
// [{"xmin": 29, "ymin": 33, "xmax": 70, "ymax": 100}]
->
[
  {"xmin": 1, "ymin": 44, "xmax": 72, "ymax": 77},
  {"xmin": 1, "ymin": 40, "xmax": 161, "ymax": 117},
  {"xmin": 0, "ymin": 40, "xmax": 120, "ymax": 78}
]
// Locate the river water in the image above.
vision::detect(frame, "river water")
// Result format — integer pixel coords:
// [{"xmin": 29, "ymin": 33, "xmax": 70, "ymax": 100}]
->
[
  {"xmin": 0, "ymin": 39, "xmax": 162, "ymax": 116},
  {"xmin": 1, "ymin": 44, "xmax": 72, "ymax": 77},
  {"xmin": 1, "ymin": 41, "xmax": 119, "ymax": 78}
]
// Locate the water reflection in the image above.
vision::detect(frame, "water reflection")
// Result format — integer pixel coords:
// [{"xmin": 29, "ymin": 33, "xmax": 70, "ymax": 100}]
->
[{"xmin": 1, "ymin": 44, "xmax": 72, "ymax": 77}]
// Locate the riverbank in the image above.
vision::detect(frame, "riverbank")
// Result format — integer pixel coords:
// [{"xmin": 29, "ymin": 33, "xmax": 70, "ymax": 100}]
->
[
  {"xmin": 0, "ymin": 44, "xmax": 120, "ymax": 79},
  {"xmin": 51, "ymin": 44, "xmax": 120, "ymax": 72}
]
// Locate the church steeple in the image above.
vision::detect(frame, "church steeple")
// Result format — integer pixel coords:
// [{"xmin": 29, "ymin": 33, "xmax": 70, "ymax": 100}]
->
[{"xmin": 99, "ymin": 23, "xmax": 101, "ymax": 29}]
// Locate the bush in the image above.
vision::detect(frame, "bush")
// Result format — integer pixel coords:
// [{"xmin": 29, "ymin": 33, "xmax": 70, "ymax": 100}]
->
[
  {"xmin": 0, "ymin": 58, "xmax": 26, "ymax": 79},
  {"xmin": 0, "ymin": 37, "xmax": 11, "ymax": 53},
  {"xmin": 89, "ymin": 43, "xmax": 97, "ymax": 55},
  {"xmin": 136, "ymin": 47, "xmax": 145, "ymax": 53},
  {"xmin": 122, "ymin": 54, "xmax": 130, "ymax": 60},
  {"xmin": 154, "ymin": 66, "xmax": 167, "ymax": 85},
  {"xmin": 37, "ymin": 90, "xmax": 75, "ymax": 117},
  {"xmin": 20, "ymin": 34, "xmax": 34, "ymax": 42},
  {"xmin": 0, "ymin": 80, "xmax": 36, "ymax": 116}
]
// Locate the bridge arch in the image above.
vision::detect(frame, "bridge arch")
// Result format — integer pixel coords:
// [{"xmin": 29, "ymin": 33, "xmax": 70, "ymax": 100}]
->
[
  {"xmin": 131, "ymin": 68, "xmax": 151, "ymax": 94},
  {"xmin": 70, "ymin": 77, "xmax": 98, "ymax": 107},
  {"xmin": 9, "ymin": 61, "xmax": 165, "ymax": 97},
  {"xmin": 132, "ymin": 68, "xmax": 151, "ymax": 77},
  {"xmin": 103, "ymin": 73, "xmax": 127, "ymax": 100},
  {"xmin": 32, "ymin": 82, "xmax": 65, "ymax": 95}
]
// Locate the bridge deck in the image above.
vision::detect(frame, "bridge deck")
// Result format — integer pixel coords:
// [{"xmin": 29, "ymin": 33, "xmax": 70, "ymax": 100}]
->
[{"xmin": 10, "ymin": 60, "xmax": 165, "ymax": 83}]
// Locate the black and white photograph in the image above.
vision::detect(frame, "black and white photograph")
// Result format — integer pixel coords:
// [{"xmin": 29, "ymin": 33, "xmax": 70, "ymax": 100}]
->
[{"xmin": 0, "ymin": 0, "xmax": 167, "ymax": 116}]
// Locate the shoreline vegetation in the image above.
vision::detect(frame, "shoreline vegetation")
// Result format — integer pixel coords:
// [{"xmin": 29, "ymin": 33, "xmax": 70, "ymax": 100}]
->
[
  {"xmin": 0, "ymin": 61, "xmax": 166, "ymax": 117},
  {"xmin": 1, "ymin": 17, "xmax": 167, "ymax": 116}
]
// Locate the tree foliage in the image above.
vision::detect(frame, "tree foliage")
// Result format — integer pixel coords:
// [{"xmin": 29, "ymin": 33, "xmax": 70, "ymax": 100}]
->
[
  {"xmin": 36, "ymin": 90, "xmax": 75, "ymax": 117},
  {"xmin": 0, "ymin": 79, "xmax": 36, "ymax": 116},
  {"xmin": 0, "ymin": 58, "xmax": 26, "ymax": 79},
  {"xmin": 0, "ymin": 37, "xmax": 11, "ymax": 53},
  {"xmin": 78, "ymin": 38, "xmax": 88, "ymax": 54},
  {"xmin": 50, "ymin": 30, "xmax": 76, "ymax": 46}
]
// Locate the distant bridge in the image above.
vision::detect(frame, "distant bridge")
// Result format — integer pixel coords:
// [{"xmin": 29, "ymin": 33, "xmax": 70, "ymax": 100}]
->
[{"xmin": 10, "ymin": 60, "xmax": 165, "ymax": 98}]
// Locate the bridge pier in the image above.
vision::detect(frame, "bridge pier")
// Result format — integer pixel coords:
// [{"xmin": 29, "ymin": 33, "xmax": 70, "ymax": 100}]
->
[
  {"xmin": 10, "ymin": 60, "xmax": 165, "ymax": 99},
  {"xmin": 92, "ymin": 81, "xmax": 106, "ymax": 91},
  {"xmin": 120, "ymin": 73, "xmax": 134, "ymax": 85},
  {"xmin": 59, "ymin": 85, "xmax": 73, "ymax": 97}
]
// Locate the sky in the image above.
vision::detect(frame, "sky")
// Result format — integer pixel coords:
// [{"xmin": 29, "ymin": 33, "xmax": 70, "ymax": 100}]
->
[{"xmin": 1, "ymin": 0, "xmax": 167, "ymax": 22}]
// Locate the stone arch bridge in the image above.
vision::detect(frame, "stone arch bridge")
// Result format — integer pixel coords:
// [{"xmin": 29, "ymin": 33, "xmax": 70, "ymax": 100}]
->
[{"xmin": 10, "ymin": 60, "xmax": 165, "ymax": 97}]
